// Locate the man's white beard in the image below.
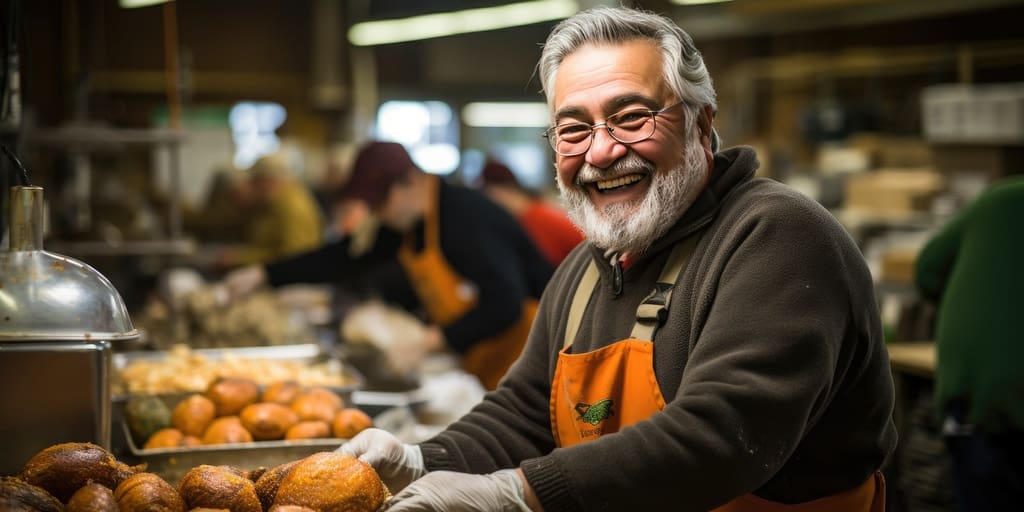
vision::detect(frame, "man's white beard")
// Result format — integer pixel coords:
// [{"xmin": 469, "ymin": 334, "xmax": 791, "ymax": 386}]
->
[{"xmin": 559, "ymin": 140, "xmax": 708, "ymax": 256}]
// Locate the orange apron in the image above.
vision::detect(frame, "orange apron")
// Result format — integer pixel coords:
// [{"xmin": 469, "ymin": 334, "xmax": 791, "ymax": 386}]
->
[
  {"xmin": 550, "ymin": 236, "xmax": 885, "ymax": 511},
  {"xmin": 398, "ymin": 175, "xmax": 538, "ymax": 390}
]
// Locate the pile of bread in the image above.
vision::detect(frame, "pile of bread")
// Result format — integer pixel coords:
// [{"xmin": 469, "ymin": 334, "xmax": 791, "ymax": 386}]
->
[{"xmin": 1, "ymin": 442, "xmax": 388, "ymax": 511}]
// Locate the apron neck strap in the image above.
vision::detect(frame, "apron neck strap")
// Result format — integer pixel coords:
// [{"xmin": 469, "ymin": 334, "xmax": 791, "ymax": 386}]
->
[
  {"xmin": 563, "ymin": 234, "xmax": 701, "ymax": 349},
  {"xmin": 629, "ymin": 234, "xmax": 699, "ymax": 341}
]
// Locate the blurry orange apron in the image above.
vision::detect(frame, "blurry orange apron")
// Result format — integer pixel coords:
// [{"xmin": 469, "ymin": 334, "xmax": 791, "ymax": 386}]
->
[
  {"xmin": 398, "ymin": 175, "xmax": 538, "ymax": 390},
  {"xmin": 550, "ymin": 236, "xmax": 885, "ymax": 512}
]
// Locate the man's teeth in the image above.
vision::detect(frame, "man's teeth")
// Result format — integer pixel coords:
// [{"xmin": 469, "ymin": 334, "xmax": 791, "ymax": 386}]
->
[{"xmin": 596, "ymin": 174, "xmax": 643, "ymax": 190}]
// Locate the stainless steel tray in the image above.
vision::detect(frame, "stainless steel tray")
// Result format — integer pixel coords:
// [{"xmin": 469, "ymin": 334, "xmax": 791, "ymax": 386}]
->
[{"xmin": 121, "ymin": 420, "xmax": 346, "ymax": 486}]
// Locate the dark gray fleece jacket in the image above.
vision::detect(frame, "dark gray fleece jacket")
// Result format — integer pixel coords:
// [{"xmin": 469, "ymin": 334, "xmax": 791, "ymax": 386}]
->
[{"xmin": 419, "ymin": 146, "xmax": 898, "ymax": 511}]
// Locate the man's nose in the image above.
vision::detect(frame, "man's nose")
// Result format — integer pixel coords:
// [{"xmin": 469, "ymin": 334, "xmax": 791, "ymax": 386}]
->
[{"xmin": 585, "ymin": 125, "xmax": 628, "ymax": 168}]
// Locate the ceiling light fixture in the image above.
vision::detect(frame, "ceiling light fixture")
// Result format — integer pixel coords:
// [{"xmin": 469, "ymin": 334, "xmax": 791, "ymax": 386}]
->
[
  {"xmin": 118, "ymin": 0, "xmax": 172, "ymax": 8},
  {"xmin": 348, "ymin": 0, "xmax": 579, "ymax": 46}
]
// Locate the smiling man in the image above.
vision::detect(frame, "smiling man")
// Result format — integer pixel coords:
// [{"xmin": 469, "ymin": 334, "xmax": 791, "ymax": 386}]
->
[{"xmin": 340, "ymin": 7, "xmax": 898, "ymax": 511}]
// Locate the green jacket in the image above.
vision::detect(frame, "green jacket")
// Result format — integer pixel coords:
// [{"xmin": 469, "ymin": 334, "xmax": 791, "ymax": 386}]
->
[{"xmin": 915, "ymin": 175, "xmax": 1024, "ymax": 432}]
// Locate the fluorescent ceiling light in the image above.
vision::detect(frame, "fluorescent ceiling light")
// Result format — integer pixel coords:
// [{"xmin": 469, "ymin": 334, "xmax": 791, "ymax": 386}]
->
[
  {"xmin": 463, "ymin": 102, "xmax": 551, "ymax": 128},
  {"xmin": 349, "ymin": 0, "xmax": 579, "ymax": 46},
  {"xmin": 119, "ymin": 0, "xmax": 172, "ymax": 8},
  {"xmin": 670, "ymin": 0, "xmax": 733, "ymax": 5}
]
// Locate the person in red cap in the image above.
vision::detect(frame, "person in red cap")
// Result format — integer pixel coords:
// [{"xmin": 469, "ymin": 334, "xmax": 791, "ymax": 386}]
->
[
  {"xmin": 478, "ymin": 159, "xmax": 583, "ymax": 267},
  {"xmin": 225, "ymin": 140, "xmax": 553, "ymax": 389}
]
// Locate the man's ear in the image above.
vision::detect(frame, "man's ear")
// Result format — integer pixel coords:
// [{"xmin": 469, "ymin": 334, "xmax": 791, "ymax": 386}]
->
[{"xmin": 698, "ymin": 105, "xmax": 716, "ymax": 166}]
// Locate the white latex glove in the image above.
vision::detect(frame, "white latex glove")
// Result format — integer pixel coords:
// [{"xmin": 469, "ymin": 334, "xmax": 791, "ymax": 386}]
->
[
  {"xmin": 336, "ymin": 428, "xmax": 425, "ymax": 493},
  {"xmin": 383, "ymin": 469, "xmax": 531, "ymax": 512},
  {"xmin": 223, "ymin": 264, "xmax": 267, "ymax": 300}
]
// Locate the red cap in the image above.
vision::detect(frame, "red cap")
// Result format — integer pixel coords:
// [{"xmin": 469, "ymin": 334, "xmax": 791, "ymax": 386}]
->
[
  {"xmin": 479, "ymin": 160, "xmax": 519, "ymax": 187},
  {"xmin": 337, "ymin": 141, "xmax": 417, "ymax": 207}
]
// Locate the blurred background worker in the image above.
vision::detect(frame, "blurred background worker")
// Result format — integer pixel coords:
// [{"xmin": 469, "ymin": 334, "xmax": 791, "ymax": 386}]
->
[
  {"xmin": 183, "ymin": 165, "xmax": 254, "ymax": 244},
  {"xmin": 216, "ymin": 154, "xmax": 325, "ymax": 267},
  {"xmin": 477, "ymin": 159, "xmax": 583, "ymax": 267},
  {"xmin": 226, "ymin": 141, "xmax": 553, "ymax": 389},
  {"xmin": 914, "ymin": 175, "xmax": 1024, "ymax": 511}
]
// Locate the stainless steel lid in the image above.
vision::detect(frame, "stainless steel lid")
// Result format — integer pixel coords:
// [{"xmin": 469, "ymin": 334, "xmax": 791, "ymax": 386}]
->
[{"xmin": 0, "ymin": 186, "xmax": 139, "ymax": 341}]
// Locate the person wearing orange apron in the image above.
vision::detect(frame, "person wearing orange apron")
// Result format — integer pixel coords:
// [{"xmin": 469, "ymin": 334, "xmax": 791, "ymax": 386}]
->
[
  {"xmin": 552, "ymin": 236, "xmax": 886, "ymax": 512},
  {"xmin": 399, "ymin": 172, "xmax": 541, "ymax": 390},
  {"xmin": 320, "ymin": 8, "xmax": 897, "ymax": 512},
  {"xmin": 230, "ymin": 141, "xmax": 553, "ymax": 390}
]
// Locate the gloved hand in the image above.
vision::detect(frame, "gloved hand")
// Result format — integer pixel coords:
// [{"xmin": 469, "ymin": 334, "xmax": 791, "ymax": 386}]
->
[
  {"xmin": 336, "ymin": 428, "xmax": 425, "ymax": 493},
  {"xmin": 383, "ymin": 469, "xmax": 531, "ymax": 512},
  {"xmin": 223, "ymin": 264, "xmax": 267, "ymax": 300}
]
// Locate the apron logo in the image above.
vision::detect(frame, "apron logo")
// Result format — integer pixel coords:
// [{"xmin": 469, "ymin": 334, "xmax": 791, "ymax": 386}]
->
[{"xmin": 574, "ymin": 398, "xmax": 615, "ymax": 426}]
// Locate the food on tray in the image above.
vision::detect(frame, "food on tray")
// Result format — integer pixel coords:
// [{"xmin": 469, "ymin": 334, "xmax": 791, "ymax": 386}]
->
[
  {"xmin": 18, "ymin": 442, "xmax": 143, "ymax": 503},
  {"xmin": 114, "ymin": 472, "xmax": 186, "ymax": 512},
  {"xmin": 145, "ymin": 428, "xmax": 186, "ymax": 450},
  {"xmin": 0, "ymin": 476, "xmax": 63, "ymax": 512},
  {"xmin": 133, "ymin": 380, "xmax": 369, "ymax": 448},
  {"xmin": 332, "ymin": 408, "xmax": 374, "ymax": 439},
  {"xmin": 67, "ymin": 481, "xmax": 119, "ymax": 512},
  {"xmin": 284, "ymin": 421, "xmax": 332, "ymax": 440},
  {"xmin": 124, "ymin": 395, "xmax": 173, "ymax": 442},
  {"xmin": 206, "ymin": 377, "xmax": 261, "ymax": 416},
  {"xmin": 7, "ymin": 444, "xmax": 387, "ymax": 512},
  {"xmin": 201, "ymin": 417, "xmax": 254, "ymax": 445},
  {"xmin": 115, "ymin": 344, "xmax": 352, "ymax": 395},
  {"xmin": 172, "ymin": 394, "xmax": 217, "ymax": 437},
  {"xmin": 261, "ymin": 380, "xmax": 303, "ymax": 405},
  {"xmin": 240, "ymin": 403, "xmax": 300, "ymax": 441},
  {"xmin": 290, "ymin": 387, "xmax": 344, "ymax": 423},
  {"xmin": 177, "ymin": 465, "xmax": 262, "ymax": 512},
  {"xmin": 271, "ymin": 452, "xmax": 387, "ymax": 512}
]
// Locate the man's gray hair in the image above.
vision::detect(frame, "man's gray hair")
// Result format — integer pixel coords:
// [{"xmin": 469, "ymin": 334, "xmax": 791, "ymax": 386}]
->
[{"xmin": 538, "ymin": 6, "xmax": 719, "ymax": 150}]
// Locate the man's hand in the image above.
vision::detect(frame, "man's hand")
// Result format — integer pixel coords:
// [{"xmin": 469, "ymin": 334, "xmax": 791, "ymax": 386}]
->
[
  {"xmin": 335, "ymin": 428, "xmax": 425, "ymax": 493},
  {"xmin": 223, "ymin": 264, "xmax": 267, "ymax": 300},
  {"xmin": 383, "ymin": 469, "xmax": 531, "ymax": 512}
]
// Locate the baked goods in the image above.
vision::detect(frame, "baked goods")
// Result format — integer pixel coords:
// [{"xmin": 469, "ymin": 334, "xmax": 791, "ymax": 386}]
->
[{"xmin": 18, "ymin": 442, "xmax": 142, "ymax": 502}]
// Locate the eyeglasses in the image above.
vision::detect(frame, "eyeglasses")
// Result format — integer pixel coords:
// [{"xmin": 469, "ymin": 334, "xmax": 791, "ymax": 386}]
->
[{"xmin": 542, "ymin": 101, "xmax": 686, "ymax": 156}]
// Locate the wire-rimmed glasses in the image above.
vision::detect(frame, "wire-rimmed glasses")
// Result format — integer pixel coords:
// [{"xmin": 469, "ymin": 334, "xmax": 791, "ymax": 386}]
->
[{"xmin": 542, "ymin": 101, "xmax": 685, "ymax": 156}]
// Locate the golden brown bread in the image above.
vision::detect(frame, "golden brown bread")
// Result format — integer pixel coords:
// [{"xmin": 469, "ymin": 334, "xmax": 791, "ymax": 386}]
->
[
  {"xmin": 145, "ymin": 428, "xmax": 185, "ymax": 449},
  {"xmin": 283, "ymin": 421, "xmax": 331, "ymax": 440},
  {"xmin": 18, "ymin": 442, "xmax": 143, "ymax": 503},
  {"xmin": 177, "ymin": 465, "xmax": 261, "ymax": 512},
  {"xmin": 253, "ymin": 460, "xmax": 300, "ymax": 511},
  {"xmin": 239, "ymin": 403, "xmax": 299, "ymax": 441},
  {"xmin": 172, "ymin": 394, "xmax": 217, "ymax": 437},
  {"xmin": 0, "ymin": 476, "xmax": 63, "ymax": 512},
  {"xmin": 205, "ymin": 377, "xmax": 260, "ymax": 416},
  {"xmin": 272, "ymin": 452, "xmax": 387, "ymax": 512},
  {"xmin": 261, "ymin": 380, "xmax": 304, "ymax": 405},
  {"xmin": 268, "ymin": 506, "xmax": 317, "ymax": 512},
  {"xmin": 201, "ymin": 416, "xmax": 254, "ymax": 445},
  {"xmin": 290, "ymin": 387, "xmax": 343, "ymax": 423},
  {"xmin": 114, "ymin": 472, "xmax": 186, "ymax": 512},
  {"xmin": 67, "ymin": 481, "xmax": 119, "ymax": 512},
  {"xmin": 331, "ymin": 408, "xmax": 374, "ymax": 439}
]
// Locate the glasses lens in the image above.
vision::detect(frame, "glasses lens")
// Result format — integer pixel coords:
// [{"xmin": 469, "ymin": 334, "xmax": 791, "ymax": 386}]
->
[
  {"xmin": 607, "ymin": 109, "xmax": 656, "ymax": 143},
  {"xmin": 552, "ymin": 122, "xmax": 591, "ymax": 155}
]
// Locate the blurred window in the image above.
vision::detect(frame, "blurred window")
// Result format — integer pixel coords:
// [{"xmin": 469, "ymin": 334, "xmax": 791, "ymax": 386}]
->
[
  {"xmin": 230, "ymin": 102, "xmax": 287, "ymax": 169},
  {"xmin": 376, "ymin": 100, "xmax": 460, "ymax": 175}
]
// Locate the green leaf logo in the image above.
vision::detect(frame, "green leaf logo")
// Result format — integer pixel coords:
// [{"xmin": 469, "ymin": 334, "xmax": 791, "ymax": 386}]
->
[{"xmin": 574, "ymin": 398, "xmax": 615, "ymax": 426}]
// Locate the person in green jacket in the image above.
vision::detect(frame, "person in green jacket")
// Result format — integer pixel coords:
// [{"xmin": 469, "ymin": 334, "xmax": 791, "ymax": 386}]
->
[{"xmin": 915, "ymin": 174, "xmax": 1024, "ymax": 511}]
